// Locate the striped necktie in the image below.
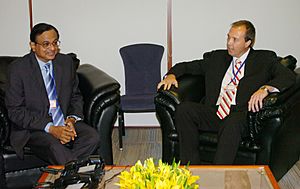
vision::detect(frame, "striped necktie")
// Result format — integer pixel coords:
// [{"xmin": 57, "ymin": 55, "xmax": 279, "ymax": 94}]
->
[
  {"xmin": 216, "ymin": 60, "xmax": 242, "ymax": 119},
  {"xmin": 44, "ymin": 63, "xmax": 65, "ymax": 126}
]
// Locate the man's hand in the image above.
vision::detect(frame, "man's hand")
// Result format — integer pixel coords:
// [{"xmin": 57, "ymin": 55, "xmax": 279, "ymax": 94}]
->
[
  {"xmin": 157, "ymin": 74, "xmax": 178, "ymax": 90},
  {"xmin": 49, "ymin": 125, "xmax": 76, "ymax": 144},
  {"xmin": 64, "ymin": 117, "xmax": 77, "ymax": 141},
  {"xmin": 248, "ymin": 85, "xmax": 271, "ymax": 112}
]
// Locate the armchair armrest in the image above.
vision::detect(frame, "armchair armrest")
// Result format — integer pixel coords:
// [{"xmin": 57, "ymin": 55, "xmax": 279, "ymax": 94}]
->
[
  {"xmin": 257, "ymin": 76, "xmax": 300, "ymax": 122},
  {"xmin": 155, "ymin": 74, "xmax": 205, "ymax": 162},
  {"xmin": 77, "ymin": 64, "xmax": 120, "ymax": 126},
  {"xmin": 77, "ymin": 64, "xmax": 120, "ymax": 164},
  {"xmin": 246, "ymin": 77, "xmax": 300, "ymax": 152},
  {"xmin": 155, "ymin": 74, "xmax": 205, "ymax": 112},
  {"xmin": 265, "ymin": 76, "xmax": 300, "ymax": 107}
]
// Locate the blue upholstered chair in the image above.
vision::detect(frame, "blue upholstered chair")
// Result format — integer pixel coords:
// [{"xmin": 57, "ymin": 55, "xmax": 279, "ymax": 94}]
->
[{"xmin": 118, "ymin": 43, "xmax": 164, "ymax": 149}]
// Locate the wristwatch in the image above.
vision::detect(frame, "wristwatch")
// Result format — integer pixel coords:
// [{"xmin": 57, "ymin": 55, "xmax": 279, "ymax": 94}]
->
[{"xmin": 260, "ymin": 85, "xmax": 269, "ymax": 93}]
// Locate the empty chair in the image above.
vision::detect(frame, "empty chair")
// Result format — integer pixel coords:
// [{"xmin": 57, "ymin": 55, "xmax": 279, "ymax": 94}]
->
[{"xmin": 118, "ymin": 43, "xmax": 164, "ymax": 149}]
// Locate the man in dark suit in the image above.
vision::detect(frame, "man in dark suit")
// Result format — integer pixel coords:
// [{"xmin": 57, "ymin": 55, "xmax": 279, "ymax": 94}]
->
[
  {"xmin": 5, "ymin": 23, "xmax": 100, "ymax": 165},
  {"xmin": 157, "ymin": 20, "xmax": 295, "ymax": 164}
]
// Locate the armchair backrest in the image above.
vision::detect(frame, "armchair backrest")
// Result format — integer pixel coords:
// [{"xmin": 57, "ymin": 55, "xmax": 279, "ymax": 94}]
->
[
  {"xmin": 278, "ymin": 55, "xmax": 297, "ymax": 71},
  {"xmin": 0, "ymin": 56, "xmax": 20, "ymax": 148},
  {"xmin": 0, "ymin": 57, "xmax": 20, "ymax": 95},
  {"xmin": 120, "ymin": 43, "xmax": 164, "ymax": 95}
]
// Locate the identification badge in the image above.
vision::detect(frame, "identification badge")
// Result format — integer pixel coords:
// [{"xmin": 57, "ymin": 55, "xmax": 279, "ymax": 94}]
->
[{"xmin": 50, "ymin": 100, "xmax": 57, "ymax": 108}]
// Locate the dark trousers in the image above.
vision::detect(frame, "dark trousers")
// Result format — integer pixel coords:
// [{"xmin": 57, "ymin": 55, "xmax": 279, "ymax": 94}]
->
[
  {"xmin": 27, "ymin": 122, "xmax": 100, "ymax": 165},
  {"xmin": 175, "ymin": 101, "xmax": 247, "ymax": 165}
]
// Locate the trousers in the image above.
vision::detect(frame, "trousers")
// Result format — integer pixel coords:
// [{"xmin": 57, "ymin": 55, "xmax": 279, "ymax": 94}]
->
[
  {"xmin": 27, "ymin": 121, "xmax": 100, "ymax": 165},
  {"xmin": 175, "ymin": 101, "xmax": 247, "ymax": 165}
]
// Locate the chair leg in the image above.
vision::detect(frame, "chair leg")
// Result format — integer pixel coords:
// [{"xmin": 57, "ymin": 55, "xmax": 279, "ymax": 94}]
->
[
  {"xmin": 121, "ymin": 111, "xmax": 125, "ymax": 136},
  {"xmin": 118, "ymin": 110, "xmax": 124, "ymax": 150}
]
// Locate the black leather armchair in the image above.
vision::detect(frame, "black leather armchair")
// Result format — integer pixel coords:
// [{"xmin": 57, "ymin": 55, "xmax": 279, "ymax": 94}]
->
[
  {"xmin": 0, "ymin": 54, "xmax": 120, "ymax": 189},
  {"xmin": 155, "ymin": 55, "xmax": 300, "ymax": 181}
]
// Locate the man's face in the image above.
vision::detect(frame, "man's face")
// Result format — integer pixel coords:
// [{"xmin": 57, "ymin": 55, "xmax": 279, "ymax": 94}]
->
[
  {"xmin": 30, "ymin": 29, "xmax": 59, "ymax": 62},
  {"xmin": 226, "ymin": 25, "xmax": 251, "ymax": 58}
]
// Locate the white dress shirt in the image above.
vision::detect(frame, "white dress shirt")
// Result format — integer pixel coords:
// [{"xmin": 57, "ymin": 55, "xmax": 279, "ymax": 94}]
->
[{"xmin": 216, "ymin": 49, "xmax": 250, "ymax": 105}]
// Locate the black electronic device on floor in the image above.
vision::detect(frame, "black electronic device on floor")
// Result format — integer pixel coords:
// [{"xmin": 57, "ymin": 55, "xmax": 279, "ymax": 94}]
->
[{"xmin": 34, "ymin": 155, "xmax": 105, "ymax": 189}]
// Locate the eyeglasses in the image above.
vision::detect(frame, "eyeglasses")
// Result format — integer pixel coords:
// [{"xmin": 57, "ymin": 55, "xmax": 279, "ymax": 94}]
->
[{"xmin": 35, "ymin": 40, "xmax": 61, "ymax": 49}]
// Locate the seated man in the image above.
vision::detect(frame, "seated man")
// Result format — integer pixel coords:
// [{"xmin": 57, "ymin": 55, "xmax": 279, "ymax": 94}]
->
[
  {"xmin": 157, "ymin": 20, "xmax": 295, "ymax": 165},
  {"xmin": 5, "ymin": 23, "xmax": 100, "ymax": 165}
]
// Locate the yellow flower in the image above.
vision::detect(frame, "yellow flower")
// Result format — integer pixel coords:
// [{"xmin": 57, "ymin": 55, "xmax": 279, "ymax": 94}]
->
[{"xmin": 115, "ymin": 158, "xmax": 199, "ymax": 189}]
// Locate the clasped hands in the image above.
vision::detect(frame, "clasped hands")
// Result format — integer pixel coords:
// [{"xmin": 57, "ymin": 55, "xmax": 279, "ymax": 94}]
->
[
  {"xmin": 49, "ymin": 117, "xmax": 77, "ymax": 144},
  {"xmin": 157, "ymin": 74, "xmax": 271, "ymax": 113}
]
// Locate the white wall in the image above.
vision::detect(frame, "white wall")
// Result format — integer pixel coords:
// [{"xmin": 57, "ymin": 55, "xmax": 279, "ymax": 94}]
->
[
  {"xmin": 0, "ymin": 0, "xmax": 30, "ymax": 55},
  {"xmin": 173, "ymin": 0, "xmax": 300, "ymax": 64},
  {"xmin": 32, "ymin": 0, "xmax": 167, "ymax": 127},
  {"xmin": 1, "ymin": 0, "xmax": 299, "ymax": 126}
]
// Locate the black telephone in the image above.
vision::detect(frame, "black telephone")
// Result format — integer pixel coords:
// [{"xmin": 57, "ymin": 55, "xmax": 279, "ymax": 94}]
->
[
  {"xmin": 35, "ymin": 155, "xmax": 105, "ymax": 189},
  {"xmin": 54, "ymin": 155, "xmax": 105, "ymax": 189}
]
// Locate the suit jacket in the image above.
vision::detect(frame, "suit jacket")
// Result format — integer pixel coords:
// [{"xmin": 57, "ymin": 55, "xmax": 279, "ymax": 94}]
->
[
  {"xmin": 5, "ymin": 52, "xmax": 84, "ymax": 158},
  {"xmin": 168, "ymin": 48, "xmax": 295, "ymax": 111}
]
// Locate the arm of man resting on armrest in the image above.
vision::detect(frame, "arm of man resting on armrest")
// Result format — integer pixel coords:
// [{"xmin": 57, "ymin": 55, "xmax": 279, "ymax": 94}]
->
[
  {"xmin": 248, "ymin": 85, "xmax": 279, "ymax": 112},
  {"xmin": 157, "ymin": 74, "xmax": 178, "ymax": 90}
]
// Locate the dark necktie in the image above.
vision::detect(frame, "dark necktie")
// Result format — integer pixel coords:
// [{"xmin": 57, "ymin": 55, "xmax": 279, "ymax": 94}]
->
[{"xmin": 44, "ymin": 63, "xmax": 64, "ymax": 126}]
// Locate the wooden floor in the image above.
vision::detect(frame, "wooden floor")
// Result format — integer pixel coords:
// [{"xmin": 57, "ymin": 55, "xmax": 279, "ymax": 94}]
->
[
  {"xmin": 112, "ymin": 127, "xmax": 162, "ymax": 165},
  {"xmin": 112, "ymin": 127, "xmax": 300, "ymax": 189}
]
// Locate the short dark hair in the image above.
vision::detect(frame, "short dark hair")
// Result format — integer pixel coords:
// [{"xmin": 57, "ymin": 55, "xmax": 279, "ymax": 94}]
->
[
  {"xmin": 30, "ymin": 23, "xmax": 59, "ymax": 43},
  {"xmin": 231, "ymin": 20, "xmax": 256, "ymax": 47}
]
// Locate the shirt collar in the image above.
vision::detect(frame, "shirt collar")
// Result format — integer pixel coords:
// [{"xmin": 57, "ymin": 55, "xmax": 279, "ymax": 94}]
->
[
  {"xmin": 35, "ymin": 55, "xmax": 52, "ymax": 71},
  {"xmin": 233, "ymin": 48, "xmax": 250, "ymax": 63}
]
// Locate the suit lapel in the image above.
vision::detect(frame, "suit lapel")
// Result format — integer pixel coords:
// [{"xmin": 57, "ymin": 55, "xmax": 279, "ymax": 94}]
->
[
  {"xmin": 53, "ymin": 58, "xmax": 63, "ymax": 98},
  {"xmin": 29, "ymin": 53, "xmax": 49, "ymax": 104},
  {"xmin": 222, "ymin": 53, "xmax": 233, "ymax": 77},
  {"xmin": 225, "ymin": 54, "xmax": 233, "ymax": 69},
  {"xmin": 243, "ymin": 48, "xmax": 257, "ymax": 78}
]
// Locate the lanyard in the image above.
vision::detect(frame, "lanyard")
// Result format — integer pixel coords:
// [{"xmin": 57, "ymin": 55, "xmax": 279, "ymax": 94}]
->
[{"xmin": 228, "ymin": 59, "xmax": 245, "ymax": 85}]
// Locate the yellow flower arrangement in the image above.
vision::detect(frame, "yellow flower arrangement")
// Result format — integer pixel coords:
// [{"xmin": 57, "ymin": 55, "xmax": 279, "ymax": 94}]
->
[{"xmin": 115, "ymin": 158, "xmax": 199, "ymax": 189}]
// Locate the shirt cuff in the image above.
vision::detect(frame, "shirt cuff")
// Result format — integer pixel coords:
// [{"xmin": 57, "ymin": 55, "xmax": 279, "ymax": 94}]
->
[
  {"xmin": 270, "ymin": 87, "xmax": 280, "ymax": 93},
  {"xmin": 261, "ymin": 85, "xmax": 280, "ymax": 93},
  {"xmin": 44, "ymin": 122, "xmax": 54, "ymax": 133},
  {"xmin": 67, "ymin": 115, "xmax": 82, "ymax": 123}
]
